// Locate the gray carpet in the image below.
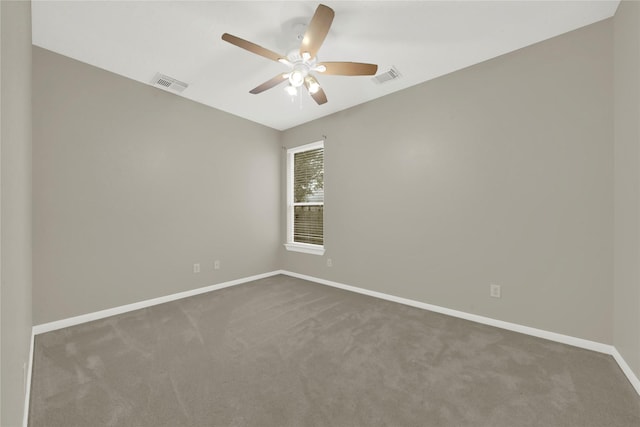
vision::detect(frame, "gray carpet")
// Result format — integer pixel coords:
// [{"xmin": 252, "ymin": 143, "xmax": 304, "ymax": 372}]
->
[{"xmin": 29, "ymin": 274, "xmax": 640, "ymax": 426}]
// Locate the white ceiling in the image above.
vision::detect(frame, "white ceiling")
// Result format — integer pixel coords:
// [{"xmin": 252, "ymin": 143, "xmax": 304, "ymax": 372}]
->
[{"xmin": 32, "ymin": 1, "xmax": 619, "ymax": 131}]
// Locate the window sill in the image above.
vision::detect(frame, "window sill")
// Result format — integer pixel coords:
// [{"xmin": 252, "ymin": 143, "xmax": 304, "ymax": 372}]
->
[{"xmin": 284, "ymin": 243, "xmax": 325, "ymax": 256}]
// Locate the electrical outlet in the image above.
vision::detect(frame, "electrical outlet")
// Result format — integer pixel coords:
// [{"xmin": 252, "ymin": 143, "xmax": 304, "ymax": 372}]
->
[
  {"xmin": 490, "ymin": 283, "xmax": 501, "ymax": 298},
  {"xmin": 193, "ymin": 263, "xmax": 200, "ymax": 273},
  {"xmin": 214, "ymin": 260, "xmax": 220, "ymax": 270},
  {"xmin": 326, "ymin": 258, "xmax": 333, "ymax": 267}
]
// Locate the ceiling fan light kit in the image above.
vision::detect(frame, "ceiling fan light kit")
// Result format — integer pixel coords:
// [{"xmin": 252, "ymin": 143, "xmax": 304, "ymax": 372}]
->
[
  {"xmin": 221, "ymin": 3, "xmax": 378, "ymax": 106},
  {"xmin": 285, "ymin": 85, "xmax": 299, "ymax": 96}
]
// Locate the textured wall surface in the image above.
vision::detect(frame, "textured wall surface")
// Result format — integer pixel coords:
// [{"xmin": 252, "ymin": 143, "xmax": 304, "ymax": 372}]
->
[
  {"xmin": 1, "ymin": 1, "xmax": 33, "ymax": 426},
  {"xmin": 33, "ymin": 47, "xmax": 281, "ymax": 324},
  {"xmin": 614, "ymin": 0, "xmax": 640, "ymax": 380},
  {"xmin": 282, "ymin": 20, "xmax": 614, "ymax": 344}
]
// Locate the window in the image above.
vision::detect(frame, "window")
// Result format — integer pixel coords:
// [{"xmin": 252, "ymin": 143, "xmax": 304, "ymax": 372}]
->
[{"xmin": 285, "ymin": 141, "xmax": 325, "ymax": 255}]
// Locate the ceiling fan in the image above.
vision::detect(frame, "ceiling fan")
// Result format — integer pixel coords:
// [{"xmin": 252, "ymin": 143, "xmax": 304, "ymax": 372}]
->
[{"xmin": 221, "ymin": 4, "xmax": 378, "ymax": 105}]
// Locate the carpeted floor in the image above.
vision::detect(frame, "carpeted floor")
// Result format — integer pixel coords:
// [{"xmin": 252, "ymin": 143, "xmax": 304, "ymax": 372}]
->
[{"xmin": 29, "ymin": 274, "xmax": 640, "ymax": 426}]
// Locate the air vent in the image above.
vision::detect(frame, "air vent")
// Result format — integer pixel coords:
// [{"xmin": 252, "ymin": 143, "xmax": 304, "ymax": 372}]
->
[
  {"xmin": 372, "ymin": 66, "xmax": 401, "ymax": 84},
  {"xmin": 151, "ymin": 73, "xmax": 189, "ymax": 93}
]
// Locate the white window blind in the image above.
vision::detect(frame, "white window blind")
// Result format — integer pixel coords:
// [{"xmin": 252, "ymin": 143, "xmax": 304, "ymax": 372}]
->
[{"xmin": 286, "ymin": 141, "xmax": 324, "ymax": 255}]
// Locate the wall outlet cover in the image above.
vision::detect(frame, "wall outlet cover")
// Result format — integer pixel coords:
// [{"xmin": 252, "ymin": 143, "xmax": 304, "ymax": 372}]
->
[{"xmin": 490, "ymin": 284, "xmax": 501, "ymax": 298}]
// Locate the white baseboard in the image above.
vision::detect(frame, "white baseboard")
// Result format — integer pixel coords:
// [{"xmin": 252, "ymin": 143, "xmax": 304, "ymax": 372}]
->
[
  {"xmin": 611, "ymin": 347, "xmax": 640, "ymax": 396},
  {"xmin": 281, "ymin": 270, "xmax": 612, "ymax": 353},
  {"xmin": 26, "ymin": 268, "xmax": 640, "ymax": 411},
  {"xmin": 280, "ymin": 270, "xmax": 640, "ymax": 396},
  {"xmin": 25, "ymin": 270, "xmax": 278, "ymax": 427},
  {"xmin": 32, "ymin": 270, "xmax": 282, "ymax": 335},
  {"xmin": 22, "ymin": 332, "xmax": 35, "ymax": 427}
]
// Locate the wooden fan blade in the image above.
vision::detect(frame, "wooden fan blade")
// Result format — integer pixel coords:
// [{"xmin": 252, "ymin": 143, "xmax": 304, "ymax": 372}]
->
[
  {"xmin": 309, "ymin": 86, "xmax": 328, "ymax": 105},
  {"xmin": 250, "ymin": 74, "xmax": 288, "ymax": 94},
  {"xmin": 305, "ymin": 77, "xmax": 328, "ymax": 105},
  {"xmin": 221, "ymin": 33, "xmax": 284, "ymax": 63},
  {"xmin": 300, "ymin": 4, "xmax": 334, "ymax": 59},
  {"xmin": 318, "ymin": 62, "xmax": 378, "ymax": 76}
]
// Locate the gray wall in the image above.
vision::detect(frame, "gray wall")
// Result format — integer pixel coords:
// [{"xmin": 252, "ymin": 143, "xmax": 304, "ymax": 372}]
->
[
  {"xmin": 614, "ymin": 0, "xmax": 640, "ymax": 379},
  {"xmin": 33, "ymin": 48, "xmax": 281, "ymax": 324},
  {"xmin": 1, "ymin": 2, "xmax": 33, "ymax": 426},
  {"xmin": 282, "ymin": 20, "xmax": 614, "ymax": 344}
]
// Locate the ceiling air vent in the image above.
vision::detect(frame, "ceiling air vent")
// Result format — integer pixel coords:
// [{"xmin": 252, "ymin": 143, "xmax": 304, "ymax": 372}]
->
[
  {"xmin": 372, "ymin": 66, "xmax": 401, "ymax": 85},
  {"xmin": 151, "ymin": 73, "xmax": 189, "ymax": 94}
]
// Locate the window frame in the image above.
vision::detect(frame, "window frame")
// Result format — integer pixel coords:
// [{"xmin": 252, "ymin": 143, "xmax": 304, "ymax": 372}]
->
[{"xmin": 285, "ymin": 140, "xmax": 325, "ymax": 256}]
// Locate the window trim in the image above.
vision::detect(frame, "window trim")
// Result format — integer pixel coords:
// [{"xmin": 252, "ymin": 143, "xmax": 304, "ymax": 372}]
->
[{"xmin": 285, "ymin": 141, "xmax": 325, "ymax": 256}]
